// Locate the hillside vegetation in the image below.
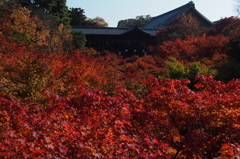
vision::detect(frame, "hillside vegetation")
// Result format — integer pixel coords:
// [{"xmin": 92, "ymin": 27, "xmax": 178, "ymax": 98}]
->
[{"xmin": 1, "ymin": 1, "xmax": 240, "ymax": 158}]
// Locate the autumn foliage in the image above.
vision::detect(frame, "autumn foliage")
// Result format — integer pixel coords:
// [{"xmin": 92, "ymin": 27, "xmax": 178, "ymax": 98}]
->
[
  {"xmin": 1, "ymin": 3, "xmax": 240, "ymax": 158},
  {"xmin": 1, "ymin": 74, "xmax": 240, "ymax": 158}
]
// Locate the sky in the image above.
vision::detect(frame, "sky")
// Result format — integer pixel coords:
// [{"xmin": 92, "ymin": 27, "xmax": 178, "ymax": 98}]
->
[{"xmin": 66, "ymin": 0, "xmax": 239, "ymax": 27}]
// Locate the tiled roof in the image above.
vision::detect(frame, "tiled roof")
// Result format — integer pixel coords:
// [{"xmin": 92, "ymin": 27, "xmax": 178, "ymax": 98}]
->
[
  {"xmin": 72, "ymin": 26, "xmax": 127, "ymax": 35},
  {"xmin": 72, "ymin": 26, "xmax": 158, "ymax": 36},
  {"xmin": 143, "ymin": 1, "xmax": 213, "ymax": 29}
]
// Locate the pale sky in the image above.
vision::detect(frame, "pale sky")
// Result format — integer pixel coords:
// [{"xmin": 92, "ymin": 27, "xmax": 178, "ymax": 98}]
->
[{"xmin": 66, "ymin": 0, "xmax": 239, "ymax": 27}]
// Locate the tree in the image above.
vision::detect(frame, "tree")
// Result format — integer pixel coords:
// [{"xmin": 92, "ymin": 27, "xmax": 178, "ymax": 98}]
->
[
  {"xmin": 117, "ymin": 18, "xmax": 136, "ymax": 28},
  {"xmin": 0, "ymin": 4, "xmax": 76, "ymax": 53},
  {"xmin": 68, "ymin": 8, "xmax": 108, "ymax": 27},
  {"xmin": 208, "ymin": 16, "xmax": 240, "ymax": 36},
  {"xmin": 117, "ymin": 15, "xmax": 152, "ymax": 28},
  {"xmin": 235, "ymin": 0, "xmax": 240, "ymax": 14},
  {"xmin": 68, "ymin": 7, "xmax": 87, "ymax": 26},
  {"xmin": 135, "ymin": 15, "xmax": 152, "ymax": 26},
  {"xmin": 85, "ymin": 16, "xmax": 108, "ymax": 27},
  {"xmin": 150, "ymin": 35, "xmax": 229, "ymax": 66},
  {"xmin": 47, "ymin": 0, "xmax": 70, "ymax": 26},
  {"xmin": 141, "ymin": 74, "xmax": 240, "ymax": 158},
  {"xmin": 0, "ymin": 6, "xmax": 50, "ymax": 50},
  {"xmin": 71, "ymin": 31, "xmax": 86, "ymax": 50},
  {"xmin": 13, "ymin": 0, "xmax": 70, "ymax": 26},
  {"xmin": 164, "ymin": 57, "xmax": 216, "ymax": 86}
]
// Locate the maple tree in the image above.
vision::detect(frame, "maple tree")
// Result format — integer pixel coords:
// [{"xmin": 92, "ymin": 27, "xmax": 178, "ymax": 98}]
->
[
  {"xmin": 208, "ymin": 17, "xmax": 240, "ymax": 37},
  {"xmin": 140, "ymin": 74, "xmax": 240, "ymax": 158}
]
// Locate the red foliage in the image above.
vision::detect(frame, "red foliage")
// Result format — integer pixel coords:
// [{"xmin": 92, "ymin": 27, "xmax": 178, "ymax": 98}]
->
[
  {"xmin": 141, "ymin": 74, "xmax": 240, "ymax": 158},
  {"xmin": 120, "ymin": 55, "xmax": 167, "ymax": 83},
  {"xmin": 0, "ymin": 84, "xmax": 166, "ymax": 158},
  {"xmin": 208, "ymin": 17, "xmax": 240, "ymax": 37},
  {"xmin": 0, "ymin": 74, "xmax": 240, "ymax": 158},
  {"xmin": 150, "ymin": 35, "xmax": 230, "ymax": 68}
]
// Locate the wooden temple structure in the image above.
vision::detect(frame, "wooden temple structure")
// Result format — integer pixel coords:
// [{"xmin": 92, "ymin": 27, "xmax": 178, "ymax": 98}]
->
[
  {"xmin": 72, "ymin": 1, "xmax": 213, "ymax": 57},
  {"xmin": 72, "ymin": 26, "xmax": 157, "ymax": 56}
]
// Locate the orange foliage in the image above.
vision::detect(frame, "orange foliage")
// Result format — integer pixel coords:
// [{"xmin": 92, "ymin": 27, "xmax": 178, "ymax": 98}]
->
[{"xmin": 0, "ymin": 5, "xmax": 74, "ymax": 53}]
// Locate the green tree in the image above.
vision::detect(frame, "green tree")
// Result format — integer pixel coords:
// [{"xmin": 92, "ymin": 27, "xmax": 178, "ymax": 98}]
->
[
  {"xmin": 135, "ymin": 15, "xmax": 152, "ymax": 26},
  {"xmin": 69, "ymin": 7, "xmax": 87, "ymax": 26},
  {"xmin": 117, "ymin": 15, "xmax": 151, "ymax": 28},
  {"xmin": 71, "ymin": 31, "xmax": 86, "ymax": 50},
  {"xmin": 165, "ymin": 57, "xmax": 216, "ymax": 81},
  {"xmin": 47, "ymin": 0, "xmax": 70, "ymax": 26}
]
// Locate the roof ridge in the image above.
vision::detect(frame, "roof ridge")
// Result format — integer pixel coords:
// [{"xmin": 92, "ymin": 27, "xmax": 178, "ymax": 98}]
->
[
  {"xmin": 71, "ymin": 26, "xmax": 129, "ymax": 30},
  {"xmin": 152, "ymin": 1, "xmax": 195, "ymax": 21},
  {"xmin": 72, "ymin": 26, "xmax": 158, "ymax": 31}
]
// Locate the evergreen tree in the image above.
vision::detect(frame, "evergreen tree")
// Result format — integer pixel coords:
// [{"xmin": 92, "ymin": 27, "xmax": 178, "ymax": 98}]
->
[
  {"xmin": 69, "ymin": 7, "xmax": 87, "ymax": 26},
  {"xmin": 46, "ymin": 0, "xmax": 70, "ymax": 26}
]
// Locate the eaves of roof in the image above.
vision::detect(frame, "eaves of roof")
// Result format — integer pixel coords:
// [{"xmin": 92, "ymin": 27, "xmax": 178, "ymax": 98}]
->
[
  {"xmin": 71, "ymin": 26, "xmax": 158, "ymax": 36},
  {"xmin": 71, "ymin": 26, "xmax": 127, "ymax": 35}
]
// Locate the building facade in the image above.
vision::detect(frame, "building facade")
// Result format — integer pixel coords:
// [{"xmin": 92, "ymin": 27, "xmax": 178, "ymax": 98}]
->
[{"xmin": 72, "ymin": 1, "xmax": 213, "ymax": 57}]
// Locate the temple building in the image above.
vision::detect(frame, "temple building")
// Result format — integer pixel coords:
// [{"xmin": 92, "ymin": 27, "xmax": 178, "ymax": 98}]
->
[
  {"xmin": 72, "ymin": 1, "xmax": 213, "ymax": 57},
  {"xmin": 143, "ymin": 1, "xmax": 212, "ymax": 29}
]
